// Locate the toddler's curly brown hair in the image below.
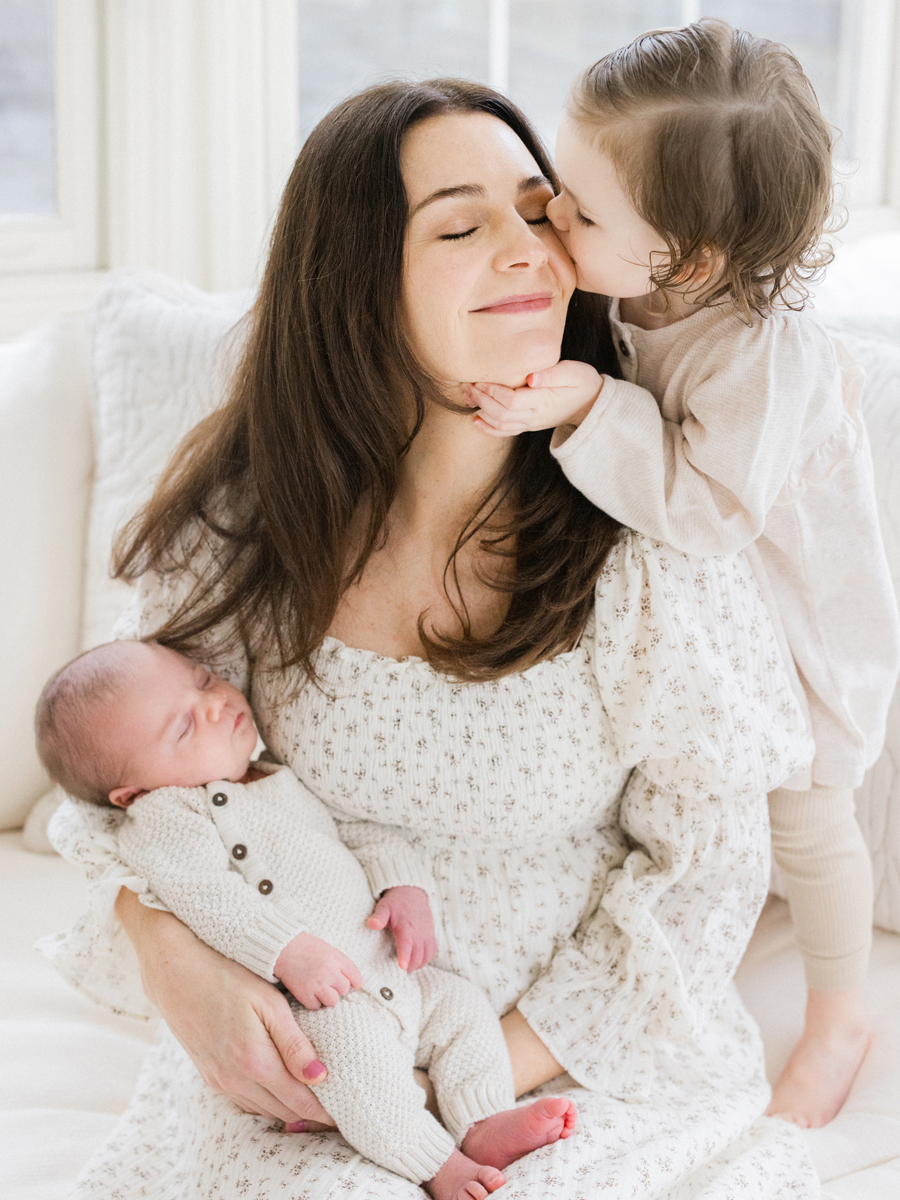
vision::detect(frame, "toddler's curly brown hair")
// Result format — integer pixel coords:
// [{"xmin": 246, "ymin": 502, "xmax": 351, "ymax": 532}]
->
[{"xmin": 569, "ymin": 17, "xmax": 836, "ymax": 319}]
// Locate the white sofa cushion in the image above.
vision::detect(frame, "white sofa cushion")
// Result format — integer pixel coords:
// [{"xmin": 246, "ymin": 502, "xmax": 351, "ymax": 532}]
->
[
  {"xmin": 834, "ymin": 329, "xmax": 900, "ymax": 933},
  {"xmin": 0, "ymin": 313, "xmax": 93, "ymax": 830},
  {"xmin": 82, "ymin": 270, "xmax": 251, "ymax": 651}
]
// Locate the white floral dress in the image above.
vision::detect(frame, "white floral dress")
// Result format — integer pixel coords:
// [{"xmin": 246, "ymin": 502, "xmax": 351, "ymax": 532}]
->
[{"xmin": 44, "ymin": 532, "xmax": 822, "ymax": 1199}]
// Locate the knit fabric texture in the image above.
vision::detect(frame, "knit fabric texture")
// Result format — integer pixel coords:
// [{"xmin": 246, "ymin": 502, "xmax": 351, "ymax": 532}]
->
[{"xmin": 117, "ymin": 765, "xmax": 514, "ymax": 1182}]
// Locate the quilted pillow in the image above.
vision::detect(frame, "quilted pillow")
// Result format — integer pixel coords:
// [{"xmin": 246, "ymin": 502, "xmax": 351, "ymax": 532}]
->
[{"xmin": 81, "ymin": 270, "xmax": 252, "ymax": 650}]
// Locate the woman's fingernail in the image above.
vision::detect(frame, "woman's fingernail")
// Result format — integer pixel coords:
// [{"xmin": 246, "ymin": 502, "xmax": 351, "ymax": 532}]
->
[
  {"xmin": 286, "ymin": 1120, "xmax": 308, "ymax": 1133},
  {"xmin": 303, "ymin": 1060, "xmax": 326, "ymax": 1080}
]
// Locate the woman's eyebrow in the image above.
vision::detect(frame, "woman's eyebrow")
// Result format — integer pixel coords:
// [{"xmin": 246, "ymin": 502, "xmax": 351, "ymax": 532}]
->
[{"xmin": 410, "ymin": 174, "xmax": 552, "ymax": 216}]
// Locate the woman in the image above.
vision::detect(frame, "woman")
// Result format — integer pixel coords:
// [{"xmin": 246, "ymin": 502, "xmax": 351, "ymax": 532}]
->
[{"xmin": 48, "ymin": 80, "xmax": 819, "ymax": 1197}]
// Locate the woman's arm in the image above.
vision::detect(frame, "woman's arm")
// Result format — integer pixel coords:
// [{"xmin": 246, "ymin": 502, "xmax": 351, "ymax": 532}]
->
[
  {"xmin": 115, "ymin": 887, "xmax": 333, "ymax": 1126},
  {"xmin": 514, "ymin": 535, "xmax": 814, "ymax": 1099}
]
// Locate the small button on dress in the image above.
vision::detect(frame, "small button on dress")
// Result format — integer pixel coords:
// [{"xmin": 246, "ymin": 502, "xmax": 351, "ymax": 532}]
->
[
  {"xmin": 380, "ymin": 987, "xmax": 393, "ymax": 1001},
  {"xmin": 618, "ymin": 339, "xmax": 630, "ymax": 357},
  {"xmin": 211, "ymin": 793, "xmax": 228, "ymax": 806},
  {"xmin": 232, "ymin": 844, "xmax": 247, "ymax": 860},
  {"xmin": 258, "ymin": 879, "xmax": 273, "ymax": 895}
]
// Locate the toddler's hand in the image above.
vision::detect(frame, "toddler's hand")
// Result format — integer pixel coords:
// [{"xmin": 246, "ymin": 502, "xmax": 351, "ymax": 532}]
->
[
  {"xmin": 366, "ymin": 886, "xmax": 437, "ymax": 972},
  {"xmin": 275, "ymin": 932, "xmax": 363, "ymax": 1010},
  {"xmin": 464, "ymin": 360, "xmax": 603, "ymax": 438}
]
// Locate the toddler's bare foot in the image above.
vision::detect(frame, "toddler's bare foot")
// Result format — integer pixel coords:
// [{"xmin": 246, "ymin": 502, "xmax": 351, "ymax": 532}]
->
[
  {"xmin": 767, "ymin": 987, "xmax": 871, "ymax": 1128},
  {"xmin": 461, "ymin": 1097, "xmax": 577, "ymax": 1170},
  {"xmin": 425, "ymin": 1149, "xmax": 504, "ymax": 1200}
]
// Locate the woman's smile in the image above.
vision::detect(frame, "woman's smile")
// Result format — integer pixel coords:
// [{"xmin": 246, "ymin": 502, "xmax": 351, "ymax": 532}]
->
[{"xmin": 472, "ymin": 291, "xmax": 554, "ymax": 315}]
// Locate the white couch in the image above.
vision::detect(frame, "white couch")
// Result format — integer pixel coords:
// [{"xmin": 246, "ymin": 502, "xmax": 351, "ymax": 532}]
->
[{"xmin": 4, "ymin": 256, "xmax": 900, "ymax": 1199}]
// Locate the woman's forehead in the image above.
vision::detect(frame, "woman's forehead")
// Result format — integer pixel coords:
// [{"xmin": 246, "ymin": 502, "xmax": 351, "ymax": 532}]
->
[{"xmin": 401, "ymin": 111, "xmax": 546, "ymax": 209}]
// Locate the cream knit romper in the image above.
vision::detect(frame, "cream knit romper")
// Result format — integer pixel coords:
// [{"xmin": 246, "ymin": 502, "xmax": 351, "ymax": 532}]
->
[{"xmin": 116, "ymin": 764, "xmax": 514, "ymax": 1183}]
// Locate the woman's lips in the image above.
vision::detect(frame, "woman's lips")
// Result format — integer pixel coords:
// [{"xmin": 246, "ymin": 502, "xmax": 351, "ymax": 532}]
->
[{"xmin": 474, "ymin": 292, "xmax": 553, "ymax": 315}]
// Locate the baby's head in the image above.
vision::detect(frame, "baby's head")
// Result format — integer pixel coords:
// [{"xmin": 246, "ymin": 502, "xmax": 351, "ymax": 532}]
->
[
  {"xmin": 35, "ymin": 641, "xmax": 258, "ymax": 808},
  {"xmin": 548, "ymin": 17, "xmax": 834, "ymax": 317}
]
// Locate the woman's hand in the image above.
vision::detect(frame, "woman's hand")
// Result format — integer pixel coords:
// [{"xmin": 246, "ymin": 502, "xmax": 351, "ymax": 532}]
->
[
  {"xmin": 366, "ymin": 885, "xmax": 438, "ymax": 972},
  {"xmin": 115, "ymin": 887, "xmax": 335, "ymax": 1128}
]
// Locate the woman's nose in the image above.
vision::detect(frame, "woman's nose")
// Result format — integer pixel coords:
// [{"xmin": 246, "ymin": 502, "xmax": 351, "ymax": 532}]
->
[{"xmin": 499, "ymin": 215, "xmax": 550, "ymax": 271}]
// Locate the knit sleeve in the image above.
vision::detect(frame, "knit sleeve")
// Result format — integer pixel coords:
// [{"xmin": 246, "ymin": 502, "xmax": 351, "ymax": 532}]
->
[
  {"xmin": 118, "ymin": 789, "xmax": 306, "ymax": 982},
  {"xmin": 550, "ymin": 316, "xmax": 831, "ymax": 556},
  {"xmin": 336, "ymin": 819, "xmax": 440, "ymax": 909},
  {"xmin": 516, "ymin": 533, "xmax": 813, "ymax": 1097}
]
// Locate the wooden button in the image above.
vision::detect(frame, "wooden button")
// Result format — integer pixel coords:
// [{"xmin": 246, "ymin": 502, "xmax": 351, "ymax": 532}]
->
[
  {"xmin": 212, "ymin": 793, "xmax": 228, "ymax": 806},
  {"xmin": 258, "ymin": 879, "xmax": 273, "ymax": 895},
  {"xmin": 618, "ymin": 338, "xmax": 630, "ymax": 357},
  {"xmin": 232, "ymin": 844, "xmax": 247, "ymax": 860},
  {"xmin": 380, "ymin": 987, "xmax": 393, "ymax": 1001}
]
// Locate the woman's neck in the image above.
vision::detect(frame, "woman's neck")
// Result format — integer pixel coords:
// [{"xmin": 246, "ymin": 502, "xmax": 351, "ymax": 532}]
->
[{"xmin": 392, "ymin": 400, "xmax": 513, "ymax": 552}]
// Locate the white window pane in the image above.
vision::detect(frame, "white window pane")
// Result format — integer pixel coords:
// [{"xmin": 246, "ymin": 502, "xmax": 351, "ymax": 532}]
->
[
  {"xmin": 508, "ymin": 2, "xmax": 685, "ymax": 149},
  {"xmin": 0, "ymin": 0, "xmax": 55, "ymax": 215},
  {"xmin": 299, "ymin": 0, "xmax": 491, "ymax": 143}
]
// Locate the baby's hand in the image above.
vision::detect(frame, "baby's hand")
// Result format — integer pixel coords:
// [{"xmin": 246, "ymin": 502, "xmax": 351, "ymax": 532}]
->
[
  {"xmin": 366, "ymin": 886, "xmax": 437, "ymax": 972},
  {"xmin": 274, "ymin": 932, "xmax": 363, "ymax": 1010},
  {"xmin": 465, "ymin": 360, "xmax": 603, "ymax": 438}
]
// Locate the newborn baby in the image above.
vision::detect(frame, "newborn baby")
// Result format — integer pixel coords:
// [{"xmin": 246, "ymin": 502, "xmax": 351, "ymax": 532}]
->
[{"xmin": 35, "ymin": 640, "xmax": 576, "ymax": 1200}]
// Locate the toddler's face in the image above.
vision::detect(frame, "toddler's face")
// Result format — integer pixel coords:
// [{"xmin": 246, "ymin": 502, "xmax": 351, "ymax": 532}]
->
[
  {"xmin": 104, "ymin": 643, "xmax": 258, "ymax": 808},
  {"xmin": 547, "ymin": 115, "xmax": 669, "ymax": 299}
]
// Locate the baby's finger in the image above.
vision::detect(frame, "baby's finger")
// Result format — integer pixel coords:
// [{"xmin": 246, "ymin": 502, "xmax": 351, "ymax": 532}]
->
[
  {"xmin": 344, "ymin": 959, "xmax": 363, "ymax": 989},
  {"xmin": 472, "ymin": 416, "xmax": 520, "ymax": 438},
  {"xmin": 471, "ymin": 381, "xmax": 518, "ymax": 406},
  {"xmin": 317, "ymin": 986, "xmax": 342, "ymax": 1008},
  {"xmin": 393, "ymin": 927, "xmax": 413, "ymax": 972},
  {"xmin": 366, "ymin": 897, "xmax": 392, "ymax": 930}
]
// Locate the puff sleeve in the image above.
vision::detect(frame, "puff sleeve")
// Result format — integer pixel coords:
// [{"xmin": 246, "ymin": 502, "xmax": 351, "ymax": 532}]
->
[{"xmin": 516, "ymin": 534, "xmax": 812, "ymax": 1098}]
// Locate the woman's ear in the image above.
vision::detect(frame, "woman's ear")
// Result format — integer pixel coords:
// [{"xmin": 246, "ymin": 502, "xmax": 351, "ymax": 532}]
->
[{"xmin": 108, "ymin": 785, "xmax": 145, "ymax": 809}]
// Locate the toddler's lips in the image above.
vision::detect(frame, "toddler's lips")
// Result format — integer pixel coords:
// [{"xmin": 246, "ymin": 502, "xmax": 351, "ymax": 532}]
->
[{"xmin": 473, "ymin": 292, "xmax": 553, "ymax": 315}]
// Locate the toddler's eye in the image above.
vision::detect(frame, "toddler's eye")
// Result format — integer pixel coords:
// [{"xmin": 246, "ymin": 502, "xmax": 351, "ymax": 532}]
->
[{"xmin": 178, "ymin": 716, "xmax": 194, "ymax": 741}]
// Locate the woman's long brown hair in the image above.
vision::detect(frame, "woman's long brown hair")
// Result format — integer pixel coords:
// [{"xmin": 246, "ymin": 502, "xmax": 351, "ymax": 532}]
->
[{"xmin": 114, "ymin": 78, "xmax": 622, "ymax": 684}]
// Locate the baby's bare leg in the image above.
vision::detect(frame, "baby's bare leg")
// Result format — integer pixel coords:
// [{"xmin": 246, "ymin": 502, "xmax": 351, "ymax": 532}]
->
[{"xmin": 767, "ymin": 786, "xmax": 872, "ymax": 1127}]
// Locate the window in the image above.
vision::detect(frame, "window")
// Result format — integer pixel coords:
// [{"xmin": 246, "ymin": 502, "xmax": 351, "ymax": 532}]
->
[
  {"xmin": 298, "ymin": 0, "xmax": 899, "ymax": 213},
  {"xmin": 0, "ymin": 0, "xmax": 100, "ymax": 274}
]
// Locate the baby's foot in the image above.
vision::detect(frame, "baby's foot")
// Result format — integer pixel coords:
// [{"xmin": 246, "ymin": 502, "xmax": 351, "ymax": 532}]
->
[
  {"xmin": 767, "ymin": 991, "xmax": 871, "ymax": 1128},
  {"xmin": 461, "ymin": 1097, "xmax": 577, "ymax": 1170},
  {"xmin": 426, "ymin": 1149, "xmax": 504, "ymax": 1200}
]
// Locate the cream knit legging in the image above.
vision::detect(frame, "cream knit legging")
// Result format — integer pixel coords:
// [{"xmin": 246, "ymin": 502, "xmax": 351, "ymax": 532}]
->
[
  {"xmin": 768, "ymin": 786, "xmax": 873, "ymax": 991},
  {"xmin": 294, "ymin": 965, "xmax": 515, "ymax": 1184}
]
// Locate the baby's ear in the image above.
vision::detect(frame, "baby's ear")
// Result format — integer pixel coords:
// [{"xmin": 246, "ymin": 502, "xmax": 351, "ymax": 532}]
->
[{"xmin": 108, "ymin": 785, "xmax": 145, "ymax": 809}]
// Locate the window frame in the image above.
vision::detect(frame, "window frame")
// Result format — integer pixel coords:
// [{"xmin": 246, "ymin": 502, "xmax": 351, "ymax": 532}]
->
[{"xmin": 0, "ymin": 0, "xmax": 101, "ymax": 275}]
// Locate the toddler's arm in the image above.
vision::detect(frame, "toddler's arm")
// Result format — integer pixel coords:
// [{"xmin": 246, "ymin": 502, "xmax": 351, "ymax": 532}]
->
[
  {"xmin": 366, "ymin": 885, "xmax": 438, "ymax": 972},
  {"xmin": 471, "ymin": 318, "xmax": 833, "ymax": 557}
]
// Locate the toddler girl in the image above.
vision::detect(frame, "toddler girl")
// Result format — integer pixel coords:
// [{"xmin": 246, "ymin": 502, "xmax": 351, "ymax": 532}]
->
[
  {"xmin": 466, "ymin": 17, "xmax": 900, "ymax": 1129},
  {"xmin": 35, "ymin": 639, "xmax": 576, "ymax": 1199}
]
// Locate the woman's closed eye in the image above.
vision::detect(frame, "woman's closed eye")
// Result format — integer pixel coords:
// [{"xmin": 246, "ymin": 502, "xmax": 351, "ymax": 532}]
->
[{"xmin": 440, "ymin": 213, "xmax": 550, "ymax": 242}]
